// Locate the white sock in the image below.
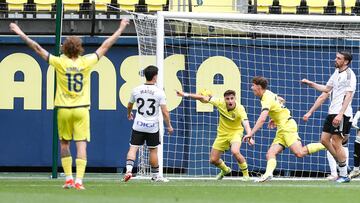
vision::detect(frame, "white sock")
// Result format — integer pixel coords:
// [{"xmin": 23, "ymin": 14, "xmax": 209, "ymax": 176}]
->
[
  {"xmin": 66, "ymin": 175, "xmax": 73, "ymax": 181},
  {"xmin": 339, "ymin": 165, "xmax": 347, "ymax": 177},
  {"xmin": 327, "ymin": 151, "xmax": 337, "ymax": 176}
]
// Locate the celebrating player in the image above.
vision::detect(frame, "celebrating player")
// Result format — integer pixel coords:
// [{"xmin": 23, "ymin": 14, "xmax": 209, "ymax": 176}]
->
[
  {"xmin": 9, "ymin": 19, "xmax": 129, "ymax": 189},
  {"xmin": 176, "ymin": 89, "xmax": 253, "ymax": 181},
  {"xmin": 243, "ymin": 76, "xmax": 325, "ymax": 182},
  {"xmin": 301, "ymin": 51, "xmax": 356, "ymax": 183},
  {"xmin": 123, "ymin": 65, "xmax": 173, "ymax": 182}
]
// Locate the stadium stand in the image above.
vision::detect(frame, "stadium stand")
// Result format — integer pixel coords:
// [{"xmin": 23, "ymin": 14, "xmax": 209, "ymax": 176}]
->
[
  {"xmin": 307, "ymin": 0, "xmax": 328, "ymax": 14},
  {"xmin": 34, "ymin": 0, "xmax": 55, "ymax": 12},
  {"xmin": 117, "ymin": 0, "xmax": 138, "ymax": 11},
  {"xmin": 334, "ymin": 0, "xmax": 355, "ymax": 14},
  {"xmin": 6, "ymin": 0, "xmax": 27, "ymax": 12},
  {"xmin": 188, "ymin": 0, "xmax": 235, "ymax": 13},
  {"xmin": 63, "ymin": 0, "xmax": 83, "ymax": 12},
  {"xmin": 279, "ymin": 0, "xmax": 301, "ymax": 14},
  {"xmin": 94, "ymin": 0, "xmax": 111, "ymax": 12},
  {"xmin": 256, "ymin": 0, "xmax": 274, "ymax": 13},
  {"xmin": 145, "ymin": 0, "xmax": 167, "ymax": 11}
]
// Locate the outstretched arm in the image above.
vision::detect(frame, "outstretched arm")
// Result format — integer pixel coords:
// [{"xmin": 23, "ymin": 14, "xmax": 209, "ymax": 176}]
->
[
  {"xmin": 243, "ymin": 110, "xmax": 269, "ymax": 142},
  {"xmin": 303, "ymin": 92, "xmax": 329, "ymax": 122},
  {"xmin": 301, "ymin": 78, "xmax": 332, "ymax": 93},
  {"xmin": 9, "ymin": 23, "xmax": 49, "ymax": 61},
  {"xmin": 176, "ymin": 90, "xmax": 210, "ymax": 103},
  {"xmin": 95, "ymin": 19, "xmax": 129, "ymax": 58}
]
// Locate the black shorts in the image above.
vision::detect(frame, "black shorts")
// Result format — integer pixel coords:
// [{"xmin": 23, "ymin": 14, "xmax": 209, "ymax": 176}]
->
[
  {"xmin": 130, "ymin": 130, "xmax": 160, "ymax": 148},
  {"xmin": 322, "ymin": 114, "xmax": 351, "ymax": 137}
]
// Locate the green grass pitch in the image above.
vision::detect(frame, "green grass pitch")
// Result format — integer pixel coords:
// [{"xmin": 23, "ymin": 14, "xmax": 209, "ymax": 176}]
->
[{"xmin": 1, "ymin": 173, "xmax": 359, "ymax": 203}]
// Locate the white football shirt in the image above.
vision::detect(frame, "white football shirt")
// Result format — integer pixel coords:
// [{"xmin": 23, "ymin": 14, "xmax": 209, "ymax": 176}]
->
[
  {"xmin": 129, "ymin": 84, "xmax": 166, "ymax": 133},
  {"xmin": 326, "ymin": 68, "xmax": 356, "ymax": 117}
]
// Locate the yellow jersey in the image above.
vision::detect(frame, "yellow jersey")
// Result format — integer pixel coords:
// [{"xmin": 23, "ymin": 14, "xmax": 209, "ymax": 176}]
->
[
  {"xmin": 209, "ymin": 97, "xmax": 248, "ymax": 135},
  {"xmin": 48, "ymin": 53, "xmax": 99, "ymax": 107},
  {"xmin": 261, "ymin": 90, "xmax": 292, "ymax": 128}
]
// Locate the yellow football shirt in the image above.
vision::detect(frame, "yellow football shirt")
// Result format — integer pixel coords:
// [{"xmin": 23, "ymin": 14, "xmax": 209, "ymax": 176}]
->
[
  {"xmin": 261, "ymin": 90, "xmax": 292, "ymax": 128},
  {"xmin": 209, "ymin": 97, "xmax": 248, "ymax": 135},
  {"xmin": 48, "ymin": 53, "xmax": 99, "ymax": 107}
]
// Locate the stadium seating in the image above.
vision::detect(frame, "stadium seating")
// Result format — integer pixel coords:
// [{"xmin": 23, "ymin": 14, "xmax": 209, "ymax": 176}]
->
[
  {"xmin": 306, "ymin": 0, "xmax": 328, "ymax": 14},
  {"xmin": 256, "ymin": 0, "xmax": 273, "ymax": 13},
  {"xmin": 63, "ymin": 0, "xmax": 83, "ymax": 12},
  {"xmin": 34, "ymin": 0, "xmax": 55, "ymax": 12},
  {"xmin": 145, "ymin": 0, "xmax": 166, "ymax": 11},
  {"xmin": 189, "ymin": 0, "xmax": 235, "ymax": 13},
  {"xmin": 94, "ymin": 0, "xmax": 111, "ymax": 12},
  {"xmin": 117, "ymin": 0, "xmax": 138, "ymax": 11},
  {"xmin": 6, "ymin": 0, "xmax": 27, "ymax": 12},
  {"xmin": 334, "ymin": 0, "xmax": 356, "ymax": 14},
  {"xmin": 279, "ymin": 0, "xmax": 301, "ymax": 14}
]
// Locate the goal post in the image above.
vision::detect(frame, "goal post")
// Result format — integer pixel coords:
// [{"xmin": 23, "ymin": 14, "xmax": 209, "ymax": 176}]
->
[{"xmin": 132, "ymin": 11, "xmax": 360, "ymax": 178}]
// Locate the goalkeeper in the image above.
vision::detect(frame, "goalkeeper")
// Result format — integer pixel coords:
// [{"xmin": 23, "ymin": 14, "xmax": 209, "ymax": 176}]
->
[
  {"xmin": 243, "ymin": 76, "xmax": 325, "ymax": 182},
  {"xmin": 176, "ymin": 89, "xmax": 254, "ymax": 181}
]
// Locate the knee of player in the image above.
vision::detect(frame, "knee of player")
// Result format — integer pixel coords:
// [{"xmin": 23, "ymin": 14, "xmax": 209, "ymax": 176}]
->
[{"xmin": 230, "ymin": 149, "xmax": 240, "ymax": 156}]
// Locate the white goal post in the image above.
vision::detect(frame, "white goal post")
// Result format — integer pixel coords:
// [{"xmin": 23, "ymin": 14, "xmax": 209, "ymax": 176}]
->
[{"xmin": 133, "ymin": 11, "xmax": 360, "ymax": 178}]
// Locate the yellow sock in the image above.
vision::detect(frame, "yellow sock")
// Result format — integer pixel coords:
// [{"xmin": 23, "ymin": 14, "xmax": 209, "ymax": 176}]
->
[
  {"xmin": 307, "ymin": 143, "xmax": 326, "ymax": 154},
  {"xmin": 61, "ymin": 156, "xmax": 72, "ymax": 177},
  {"xmin": 76, "ymin": 158, "xmax": 87, "ymax": 179},
  {"xmin": 239, "ymin": 162, "xmax": 249, "ymax": 177},
  {"xmin": 216, "ymin": 160, "xmax": 229, "ymax": 172},
  {"xmin": 264, "ymin": 158, "xmax": 276, "ymax": 177}
]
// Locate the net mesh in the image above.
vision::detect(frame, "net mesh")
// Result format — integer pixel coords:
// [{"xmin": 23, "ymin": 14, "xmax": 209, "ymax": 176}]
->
[{"xmin": 132, "ymin": 13, "xmax": 360, "ymax": 178}]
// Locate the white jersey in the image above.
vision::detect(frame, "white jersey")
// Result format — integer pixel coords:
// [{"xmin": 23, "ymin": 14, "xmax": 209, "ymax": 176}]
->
[
  {"xmin": 129, "ymin": 84, "xmax": 166, "ymax": 133},
  {"xmin": 326, "ymin": 67, "xmax": 356, "ymax": 117}
]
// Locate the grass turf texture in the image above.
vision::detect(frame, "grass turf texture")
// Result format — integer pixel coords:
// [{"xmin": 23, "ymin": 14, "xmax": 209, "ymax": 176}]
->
[{"xmin": 1, "ymin": 174, "xmax": 359, "ymax": 203}]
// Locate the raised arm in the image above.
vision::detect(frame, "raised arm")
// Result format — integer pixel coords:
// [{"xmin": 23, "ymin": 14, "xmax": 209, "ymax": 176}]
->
[
  {"xmin": 303, "ymin": 92, "xmax": 330, "ymax": 122},
  {"xmin": 301, "ymin": 78, "xmax": 332, "ymax": 93},
  {"xmin": 9, "ymin": 23, "xmax": 49, "ymax": 61},
  {"xmin": 161, "ymin": 105, "xmax": 174, "ymax": 135},
  {"xmin": 95, "ymin": 19, "xmax": 129, "ymax": 58},
  {"xmin": 176, "ymin": 90, "xmax": 210, "ymax": 103}
]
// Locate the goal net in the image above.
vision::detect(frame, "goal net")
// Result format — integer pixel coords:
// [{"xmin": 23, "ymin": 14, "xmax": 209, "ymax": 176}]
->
[{"xmin": 132, "ymin": 12, "xmax": 360, "ymax": 178}]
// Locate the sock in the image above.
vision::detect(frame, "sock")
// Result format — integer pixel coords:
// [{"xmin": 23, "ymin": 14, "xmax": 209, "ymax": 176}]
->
[
  {"xmin": 338, "ymin": 161, "xmax": 347, "ymax": 177},
  {"xmin": 326, "ymin": 151, "xmax": 337, "ymax": 176},
  {"xmin": 215, "ymin": 160, "xmax": 229, "ymax": 172},
  {"xmin": 307, "ymin": 143, "xmax": 326, "ymax": 154},
  {"xmin": 344, "ymin": 147, "xmax": 349, "ymax": 167},
  {"xmin": 75, "ymin": 158, "xmax": 87, "ymax": 182},
  {"xmin": 126, "ymin": 159, "xmax": 135, "ymax": 173},
  {"xmin": 239, "ymin": 162, "xmax": 249, "ymax": 177},
  {"xmin": 151, "ymin": 166, "xmax": 159, "ymax": 178},
  {"xmin": 264, "ymin": 158, "xmax": 276, "ymax": 177},
  {"xmin": 354, "ymin": 140, "xmax": 360, "ymax": 168},
  {"xmin": 61, "ymin": 156, "xmax": 73, "ymax": 179}
]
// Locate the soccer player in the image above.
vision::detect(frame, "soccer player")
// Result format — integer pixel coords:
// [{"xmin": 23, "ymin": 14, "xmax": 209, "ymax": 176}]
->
[
  {"xmin": 303, "ymin": 92, "xmax": 349, "ymax": 181},
  {"xmin": 176, "ymin": 89, "xmax": 254, "ymax": 181},
  {"xmin": 350, "ymin": 109, "xmax": 360, "ymax": 179},
  {"xmin": 9, "ymin": 19, "xmax": 129, "ymax": 189},
  {"xmin": 123, "ymin": 65, "xmax": 173, "ymax": 182},
  {"xmin": 243, "ymin": 76, "xmax": 325, "ymax": 182},
  {"xmin": 301, "ymin": 50, "xmax": 356, "ymax": 183}
]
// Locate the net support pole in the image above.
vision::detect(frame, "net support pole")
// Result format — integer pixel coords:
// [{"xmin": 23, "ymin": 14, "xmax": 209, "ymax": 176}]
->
[
  {"xmin": 156, "ymin": 12, "xmax": 165, "ymax": 177},
  {"xmin": 52, "ymin": 0, "xmax": 63, "ymax": 179}
]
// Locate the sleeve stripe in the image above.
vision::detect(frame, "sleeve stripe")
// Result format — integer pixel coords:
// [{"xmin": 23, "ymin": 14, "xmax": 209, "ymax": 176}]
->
[
  {"xmin": 46, "ymin": 53, "xmax": 50, "ymax": 63},
  {"xmin": 261, "ymin": 108, "xmax": 269, "ymax": 112},
  {"xmin": 95, "ymin": 52, "xmax": 100, "ymax": 61}
]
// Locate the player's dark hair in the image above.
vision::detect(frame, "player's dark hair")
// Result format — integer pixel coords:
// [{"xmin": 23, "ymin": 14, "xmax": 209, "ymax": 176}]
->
[
  {"xmin": 252, "ymin": 76, "xmax": 268, "ymax": 89},
  {"xmin": 144, "ymin": 65, "xmax": 158, "ymax": 81},
  {"xmin": 338, "ymin": 50, "xmax": 352, "ymax": 65},
  {"xmin": 224, "ymin": 90, "xmax": 236, "ymax": 97},
  {"xmin": 61, "ymin": 36, "xmax": 84, "ymax": 58}
]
